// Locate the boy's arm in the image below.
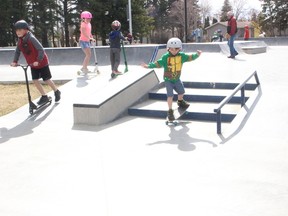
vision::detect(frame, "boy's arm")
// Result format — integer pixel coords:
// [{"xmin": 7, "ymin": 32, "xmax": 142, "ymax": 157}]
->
[
  {"xmin": 193, "ymin": 50, "xmax": 202, "ymax": 60},
  {"xmin": 146, "ymin": 57, "xmax": 165, "ymax": 69},
  {"xmin": 119, "ymin": 32, "xmax": 126, "ymax": 41},
  {"xmin": 141, "ymin": 53, "xmax": 167, "ymax": 69},
  {"xmin": 183, "ymin": 50, "xmax": 202, "ymax": 62},
  {"xmin": 12, "ymin": 45, "xmax": 21, "ymax": 64},
  {"xmin": 30, "ymin": 36, "xmax": 45, "ymax": 62}
]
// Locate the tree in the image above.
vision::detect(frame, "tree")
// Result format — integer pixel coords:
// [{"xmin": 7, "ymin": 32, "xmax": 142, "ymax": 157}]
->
[
  {"xmin": 198, "ymin": 0, "xmax": 212, "ymax": 25},
  {"xmin": 261, "ymin": 0, "xmax": 288, "ymax": 36},
  {"xmin": 167, "ymin": 0, "xmax": 200, "ymax": 42},
  {"xmin": 231, "ymin": 0, "xmax": 247, "ymax": 20},
  {"xmin": 204, "ymin": 16, "xmax": 210, "ymax": 30},
  {"xmin": 220, "ymin": 0, "xmax": 232, "ymax": 22},
  {"xmin": 0, "ymin": 0, "xmax": 27, "ymax": 46},
  {"xmin": 212, "ymin": 17, "xmax": 218, "ymax": 24}
]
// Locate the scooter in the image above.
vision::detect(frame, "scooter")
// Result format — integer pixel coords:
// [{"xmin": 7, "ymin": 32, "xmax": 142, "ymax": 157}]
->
[
  {"xmin": 18, "ymin": 64, "xmax": 52, "ymax": 115},
  {"xmin": 77, "ymin": 41, "xmax": 100, "ymax": 75},
  {"xmin": 92, "ymin": 41, "xmax": 100, "ymax": 74},
  {"xmin": 111, "ymin": 40, "xmax": 128, "ymax": 79}
]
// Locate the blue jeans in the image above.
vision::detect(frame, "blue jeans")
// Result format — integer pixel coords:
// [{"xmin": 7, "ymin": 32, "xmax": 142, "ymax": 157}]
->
[{"xmin": 227, "ymin": 35, "xmax": 238, "ymax": 57}]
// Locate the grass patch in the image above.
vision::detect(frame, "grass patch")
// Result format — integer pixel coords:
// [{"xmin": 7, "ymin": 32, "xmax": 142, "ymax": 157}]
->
[{"xmin": 0, "ymin": 83, "xmax": 61, "ymax": 117}]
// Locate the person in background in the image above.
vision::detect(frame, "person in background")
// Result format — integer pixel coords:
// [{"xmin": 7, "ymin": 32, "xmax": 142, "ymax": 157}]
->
[
  {"xmin": 127, "ymin": 32, "xmax": 133, "ymax": 44},
  {"xmin": 244, "ymin": 25, "xmax": 250, "ymax": 40},
  {"xmin": 226, "ymin": 11, "xmax": 238, "ymax": 59},
  {"xmin": 109, "ymin": 20, "xmax": 126, "ymax": 75},
  {"xmin": 193, "ymin": 26, "xmax": 203, "ymax": 43},
  {"xmin": 79, "ymin": 11, "xmax": 95, "ymax": 73}
]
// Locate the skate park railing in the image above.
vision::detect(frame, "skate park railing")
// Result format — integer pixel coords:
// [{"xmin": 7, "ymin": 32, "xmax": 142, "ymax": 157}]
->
[{"xmin": 214, "ymin": 70, "xmax": 260, "ymax": 134}]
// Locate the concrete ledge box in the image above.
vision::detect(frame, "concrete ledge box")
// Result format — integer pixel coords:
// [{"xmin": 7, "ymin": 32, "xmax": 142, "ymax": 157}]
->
[
  {"xmin": 73, "ymin": 70, "xmax": 159, "ymax": 126},
  {"xmin": 242, "ymin": 46, "xmax": 267, "ymax": 54}
]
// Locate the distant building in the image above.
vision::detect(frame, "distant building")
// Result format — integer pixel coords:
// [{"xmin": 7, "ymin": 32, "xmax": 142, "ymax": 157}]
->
[{"xmin": 205, "ymin": 22, "xmax": 255, "ymax": 42}]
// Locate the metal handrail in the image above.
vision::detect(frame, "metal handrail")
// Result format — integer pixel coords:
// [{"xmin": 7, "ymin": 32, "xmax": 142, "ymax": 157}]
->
[{"xmin": 214, "ymin": 71, "xmax": 260, "ymax": 134}]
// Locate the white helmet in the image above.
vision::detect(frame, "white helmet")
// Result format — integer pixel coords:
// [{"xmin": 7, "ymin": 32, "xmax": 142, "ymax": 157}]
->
[{"xmin": 167, "ymin": 37, "xmax": 182, "ymax": 50}]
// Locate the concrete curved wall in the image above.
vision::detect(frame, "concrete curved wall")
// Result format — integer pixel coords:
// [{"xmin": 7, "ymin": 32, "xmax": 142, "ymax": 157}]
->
[{"xmin": 1, "ymin": 38, "xmax": 287, "ymax": 66}]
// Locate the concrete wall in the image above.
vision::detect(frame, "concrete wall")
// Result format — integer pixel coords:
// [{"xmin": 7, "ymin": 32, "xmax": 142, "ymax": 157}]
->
[
  {"xmin": 1, "ymin": 38, "xmax": 287, "ymax": 66},
  {"xmin": 0, "ymin": 45, "xmax": 158, "ymax": 66}
]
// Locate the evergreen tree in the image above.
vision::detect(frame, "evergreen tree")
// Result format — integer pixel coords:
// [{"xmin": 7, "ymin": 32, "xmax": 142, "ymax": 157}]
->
[
  {"xmin": 204, "ymin": 16, "xmax": 210, "ymax": 29},
  {"xmin": 220, "ymin": 0, "xmax": 232, "ymax": 22},
  {"xmin": 261, "ymin": 0, "xmax": 288, "ymax": 36},
  {"xmin": 0, "ymin": 0, "xmax": 26, "ymax": 46}
]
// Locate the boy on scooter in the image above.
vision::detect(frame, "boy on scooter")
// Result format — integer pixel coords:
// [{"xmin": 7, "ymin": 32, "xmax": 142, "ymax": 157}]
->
[{"xmin": 10, "ymin": 20, "xmax": 61, "ymax": 105}]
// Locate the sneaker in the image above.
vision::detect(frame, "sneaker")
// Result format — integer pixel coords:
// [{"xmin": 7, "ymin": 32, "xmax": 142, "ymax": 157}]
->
[
  {"xmin": 228, "ymin": 55, "xmax": 235, "ymax": 59},
  {"xmin": 113, "ymin": 70, "xmax": 122, "ymax": 75},
  {"xmin": 167, "ymin": 109, "xmax": 175, "ymax": 121},
  {"xmin": 54, "ymin": 89, "xmax": 61, "ymax": 102},
  {"xmin": 177, "ymin": 99, "xmax": 190, "ymax": 109},
  {"xmin": 37, "ymin": 95, "xmax": 49, "ymax": 105},
  {"xmin": 81, "ymin": 68, "xmax": 90, "ymax": 74}
]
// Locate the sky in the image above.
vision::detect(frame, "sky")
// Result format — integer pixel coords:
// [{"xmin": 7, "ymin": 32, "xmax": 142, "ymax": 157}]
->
[{"xmin": 199, "ymin": 0, "xmax": 262, "ymax": 14}]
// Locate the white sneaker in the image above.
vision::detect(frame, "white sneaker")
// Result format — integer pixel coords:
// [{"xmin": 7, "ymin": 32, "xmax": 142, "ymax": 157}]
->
[
  {"xmin": 81, "ymin": 68, "xmax": 91, "ymax": 74},
  {"xmin": 113, "ymin": 70, "xmax": 122, "ymax": 75}
]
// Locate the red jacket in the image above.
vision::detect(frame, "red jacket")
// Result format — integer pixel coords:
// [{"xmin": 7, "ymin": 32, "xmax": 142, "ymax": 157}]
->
[
  {"xmin": 227, "ymin": 16, "xmax": 237, "ymax": 36},
  {"xmin": 13, "ymin": 31, "xmax": 48, "ymax": 69},
  {"xmin": 244, "ymin": 26, "xmax": 249, "ymax": 39}
]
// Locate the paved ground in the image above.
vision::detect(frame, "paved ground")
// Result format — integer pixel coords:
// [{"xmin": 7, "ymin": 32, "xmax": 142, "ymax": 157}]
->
[{"xmin": 0, "ymin": 46, "xmax": 288, "ymax": 216}]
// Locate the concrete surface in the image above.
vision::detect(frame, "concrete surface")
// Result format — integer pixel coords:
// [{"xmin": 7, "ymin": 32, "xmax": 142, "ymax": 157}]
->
[{"xmin": 0, "ymin": 45, "xmax": 288, "ymax": 216}]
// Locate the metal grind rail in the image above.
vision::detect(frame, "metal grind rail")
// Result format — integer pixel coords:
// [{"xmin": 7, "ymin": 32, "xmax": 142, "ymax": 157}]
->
[{"xmin": 214, "ymin": 71, "xmax": 260, "ymax": 134}]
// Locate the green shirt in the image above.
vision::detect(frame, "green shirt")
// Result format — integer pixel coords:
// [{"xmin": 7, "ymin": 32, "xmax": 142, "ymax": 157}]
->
[{"xmin": 148, "ymin": 51, "xmax": 199, "ymax": 83}]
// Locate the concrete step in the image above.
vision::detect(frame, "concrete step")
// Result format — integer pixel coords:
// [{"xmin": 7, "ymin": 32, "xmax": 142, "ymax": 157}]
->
[
  {"xmin": 128, "ymin": 81, "xmax": 258, "ymax": 123},
  {"xmin": 149, "ymin": 82, "xmax": 256, "ymax": 104},
  {"xmin": 128, "ymin": 100, "xmax": 239, "ymax": 122}
]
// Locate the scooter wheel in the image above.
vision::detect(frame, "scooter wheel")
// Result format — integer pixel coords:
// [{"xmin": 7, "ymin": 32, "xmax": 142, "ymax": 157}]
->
[{"xmin": 29, "ymin": 107, "xmax": 34, "ymax": 115}]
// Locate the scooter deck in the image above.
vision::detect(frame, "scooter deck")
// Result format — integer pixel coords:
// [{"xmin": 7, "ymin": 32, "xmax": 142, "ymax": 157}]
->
[
  {"xmin": 77, "ymin": 70, "xmax": 98, "ymax": 76},
  {"xmin": 29, "ymin": 96, "xmax": 52, "ymax": 115}
]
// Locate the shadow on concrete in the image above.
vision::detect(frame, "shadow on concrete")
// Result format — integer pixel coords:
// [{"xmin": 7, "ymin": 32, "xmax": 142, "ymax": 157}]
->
[
  {"xmin": 218, "ymin": 86, "xmax": 262, "ymax": 144},
  {"xmin": 0, "ymin": 104, "xmax": 58, "ymax": 144},
  {"xmin": 76, "ymin": 74, "xmax": 99, "ymax": 88},
  {"xmin": 147, "ymin": 122, "xmax": 217, "ymax": 151}
]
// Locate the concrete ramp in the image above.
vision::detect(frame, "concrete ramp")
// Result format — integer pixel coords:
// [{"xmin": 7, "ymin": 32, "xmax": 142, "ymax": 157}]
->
[{"xmin": 73, "ymin": 69, "xmax": 159, "ymax": 126}]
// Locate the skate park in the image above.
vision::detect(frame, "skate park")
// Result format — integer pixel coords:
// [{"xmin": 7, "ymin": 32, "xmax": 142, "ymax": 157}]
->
[{"xmin": 0, "ymin": 39, "xmax": 288, "ymax": 216}]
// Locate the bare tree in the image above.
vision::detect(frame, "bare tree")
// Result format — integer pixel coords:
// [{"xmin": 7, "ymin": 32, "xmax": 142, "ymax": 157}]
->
[
  {"xmin": 231, "ymin": 0, "xmax": 247, "ymax": 20},
  {"xmin": 198, "ymin": 0, "xmax": 212, "ymax": 25},
  {"xmin": 168, "ymin": 0, "xmax": 200, "ymax": 39}
]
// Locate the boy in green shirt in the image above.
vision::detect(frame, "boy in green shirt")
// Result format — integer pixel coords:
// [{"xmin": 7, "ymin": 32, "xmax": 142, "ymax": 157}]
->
[{"xmin": 141, "ymin": 37, "xmax": 201, "ymax": 121}]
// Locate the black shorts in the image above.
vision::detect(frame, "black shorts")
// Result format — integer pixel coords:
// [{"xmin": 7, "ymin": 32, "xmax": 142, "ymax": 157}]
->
[{"xmin": 31, "ymin": 65, "xmax": 52, "ymax": 81}]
